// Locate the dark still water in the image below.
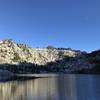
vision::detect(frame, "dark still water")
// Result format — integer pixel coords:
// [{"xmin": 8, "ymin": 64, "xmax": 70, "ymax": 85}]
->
[{"xmin": 0, "ymin": 74, "xmax": 100, "ymax": 100}]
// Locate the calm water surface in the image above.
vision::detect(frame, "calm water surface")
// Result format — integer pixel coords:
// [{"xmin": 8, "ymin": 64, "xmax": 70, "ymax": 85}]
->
[{"xmin": 0, "ymin": 74, "xmax": 100, "ymax": 100}]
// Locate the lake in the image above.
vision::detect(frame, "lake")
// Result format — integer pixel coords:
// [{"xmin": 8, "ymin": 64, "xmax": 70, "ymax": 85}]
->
[{"xmin": 0, "ymin": 74, "xmax": 100, "ymax": 100}]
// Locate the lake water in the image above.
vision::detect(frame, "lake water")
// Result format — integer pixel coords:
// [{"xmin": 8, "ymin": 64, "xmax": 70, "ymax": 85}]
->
[{"xmin": 0, "ymin": 74, "xmax": 100, "ymax": 100}]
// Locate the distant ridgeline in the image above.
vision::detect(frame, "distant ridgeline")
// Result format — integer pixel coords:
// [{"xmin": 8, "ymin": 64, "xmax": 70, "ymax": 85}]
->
[{"xmin": 0, "ymin": 39, "xmax": 100, "ymax": 74}]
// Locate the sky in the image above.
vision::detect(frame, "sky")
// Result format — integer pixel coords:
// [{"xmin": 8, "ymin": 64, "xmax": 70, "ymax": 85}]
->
[{"xmin": 0, "ymin": 0, "xmax": 100, "ymax": 52}]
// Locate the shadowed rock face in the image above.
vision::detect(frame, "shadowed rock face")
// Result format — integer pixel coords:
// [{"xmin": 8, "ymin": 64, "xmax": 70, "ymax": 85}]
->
[
  {"xmin": 0, "ymin": 69, "xmax": 14, "ymax": 81},
  {"xmin": 87, "ymin": 50, "xmax": 100, "ymax": 74}
]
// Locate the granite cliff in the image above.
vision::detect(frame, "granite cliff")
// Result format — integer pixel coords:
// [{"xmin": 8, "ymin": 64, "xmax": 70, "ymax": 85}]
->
[{"xmin": 0, "ymin": 39, "xmax": 99, "ymax": 74}]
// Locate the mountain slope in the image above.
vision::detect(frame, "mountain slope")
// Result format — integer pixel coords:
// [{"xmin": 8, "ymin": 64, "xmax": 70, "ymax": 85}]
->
[{"xmin": 0, "ymin": 39, "xmax": 96, "ymax": 73}]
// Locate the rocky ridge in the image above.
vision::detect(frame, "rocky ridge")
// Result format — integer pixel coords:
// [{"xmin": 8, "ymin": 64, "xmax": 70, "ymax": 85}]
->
[{"xmin": 0, "ymin": 39, "xmax": 98, "ymax": 73}]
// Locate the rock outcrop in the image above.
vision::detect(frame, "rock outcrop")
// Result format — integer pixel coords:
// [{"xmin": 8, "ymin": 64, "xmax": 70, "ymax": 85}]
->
[
  {"xmin": 0, "ymin": 39, "xmax": 84, "ymax": 64},
  {"xmin": 0, "ymin": 39, "xmax": 97, "ymax": 73}
]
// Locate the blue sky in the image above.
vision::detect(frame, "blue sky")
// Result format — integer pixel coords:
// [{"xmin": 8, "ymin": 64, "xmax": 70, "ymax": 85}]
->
[{"xmin": 0, "ymin": 0, "xmax": 99, "ymax": 52}]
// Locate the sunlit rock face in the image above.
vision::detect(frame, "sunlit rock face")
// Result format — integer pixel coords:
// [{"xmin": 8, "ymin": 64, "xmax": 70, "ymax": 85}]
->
[
  {"xmin": 0, "ymin": 39, "xmax": 94, "ymax": 71},
  {"xmin": 0, "ymin": 39, "xmax": 84, "ymax": 64}
]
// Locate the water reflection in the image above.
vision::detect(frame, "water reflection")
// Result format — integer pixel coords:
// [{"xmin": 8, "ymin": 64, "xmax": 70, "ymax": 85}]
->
[{"xmin": 0, "ymin": 74, "xmax": 100, "ymax": 100}]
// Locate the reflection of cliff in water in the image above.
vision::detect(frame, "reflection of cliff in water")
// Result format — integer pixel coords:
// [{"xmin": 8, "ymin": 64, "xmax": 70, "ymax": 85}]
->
[
  {"xmin": 0, "ymin": 78, "xmax": 59, "ymax": 100},
  {"xmin": 0, "ymin": 75, "xmax": 100, "ymax": 100}
]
